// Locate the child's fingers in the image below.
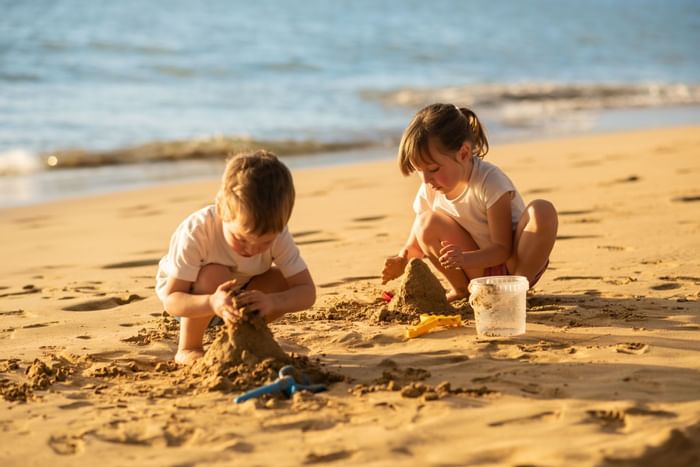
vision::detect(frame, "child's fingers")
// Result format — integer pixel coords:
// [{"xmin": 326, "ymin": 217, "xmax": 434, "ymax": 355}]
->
[
  {"xmin": 439, "ymin": 244, "xmax": 456, "ymax": 256},
  {"xmin": 218, "ymin": 279, "xmax": 238, "ymax": 292},
  {"xmin": 219, "ymin": 306, "xmax": 238, "ymax": 325}
]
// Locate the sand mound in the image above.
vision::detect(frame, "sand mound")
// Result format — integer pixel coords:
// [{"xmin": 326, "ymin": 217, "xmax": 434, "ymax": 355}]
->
[
  {"xmin": 390, "ymin": 258, "xmax": 454, "ymax": 317},
  {"xmin": 194, "ymin": 313, "xmax": 291, "ymax": 374},
  {"xmin": 187, "ymin": 312, "xmax": 341, "ymax": 395}
]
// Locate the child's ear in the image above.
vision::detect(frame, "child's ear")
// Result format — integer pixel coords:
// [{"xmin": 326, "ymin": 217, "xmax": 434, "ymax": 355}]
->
[{"xmin": 458, "ymin": 142, "xmax": 472, "ymax": 161}]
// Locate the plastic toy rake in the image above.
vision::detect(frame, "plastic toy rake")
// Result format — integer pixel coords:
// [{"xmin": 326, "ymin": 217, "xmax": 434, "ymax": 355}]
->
[{"xmin": 234, "ymin": 365, "xmax": 327, "ymax": 404}]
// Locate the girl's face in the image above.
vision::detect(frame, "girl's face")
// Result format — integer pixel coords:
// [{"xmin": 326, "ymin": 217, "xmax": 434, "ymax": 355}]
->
[
  {"xmin": 222, "ymin": 217, "xmax": 278, "ymax": 257},
  {"xmin": 415, "ymin": 139, "xmax": 473, "ymax": 199}
]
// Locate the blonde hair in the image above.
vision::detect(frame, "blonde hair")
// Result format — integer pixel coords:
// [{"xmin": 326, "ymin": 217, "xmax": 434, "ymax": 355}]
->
[
  {"xmin": 398, "ymin": 103, "xmax": 489, "ymax": 176},
  {"xmin": 216, "ymin": 150, "xmax": 295, "ymax": 235}
]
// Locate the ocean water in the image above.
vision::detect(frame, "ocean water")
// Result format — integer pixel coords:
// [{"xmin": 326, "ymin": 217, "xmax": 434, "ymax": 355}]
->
[{"xmin": 1, "ymin": 0, "xmax": 699, "ymax": 206}]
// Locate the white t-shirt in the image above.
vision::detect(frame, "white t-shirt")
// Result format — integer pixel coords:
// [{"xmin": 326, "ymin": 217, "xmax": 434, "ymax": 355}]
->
[
  {"xmin": 413, "ymin": 158, "xmax": 526, "ymax": 249},
  {"xmin": 155, "ymin": 205, "xmax": 307, "ymax": 302}
]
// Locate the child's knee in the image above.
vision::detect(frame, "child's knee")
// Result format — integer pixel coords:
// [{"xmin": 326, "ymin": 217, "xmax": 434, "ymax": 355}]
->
[
  {"xmin": 247, "ymin": 267, "xmax": 288, "ymax": 294},
  {"xmin": 415, "ymin": 211, "xmax": 447, "ymax": 241},
  {"xmin": 528, "ymin": 200, "xmax": 558, "ymax": 231},
  {"xmin": 192, "ymin": 263, "xmax": 233, "ymax": 294}
]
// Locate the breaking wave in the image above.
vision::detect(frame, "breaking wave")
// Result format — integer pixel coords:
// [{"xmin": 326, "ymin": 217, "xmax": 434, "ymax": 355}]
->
[
  {"xmin": 0, "ymin": 137, "xmax": 374, "ymax": 176},
  {"xmin": 364, "ymin": 81, "xmax": 700, "ymax": 127}
]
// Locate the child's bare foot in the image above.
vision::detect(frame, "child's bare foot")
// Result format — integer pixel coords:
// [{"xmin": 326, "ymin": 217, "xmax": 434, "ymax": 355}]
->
[
  {"xmin": 175, "ymin": 349, "xmax": 204, "ymax": 365},
  {"xmin": 446, "ymin": 289, "xmax": 467, "ymax": 302}
]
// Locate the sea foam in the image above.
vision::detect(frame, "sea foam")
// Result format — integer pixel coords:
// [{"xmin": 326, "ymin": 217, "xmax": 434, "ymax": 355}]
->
[{"xmin": 0, "ymin": 149, "xmax": 43, "ymax": 176}]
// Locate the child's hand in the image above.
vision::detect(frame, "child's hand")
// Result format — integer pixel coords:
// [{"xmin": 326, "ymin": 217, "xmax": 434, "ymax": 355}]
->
[
  {"xmin": 235, "ymin": 290, "xmax": 275, "ymax": 321},
  {"xmin": 382, "ymin": 255, "xmax": 408, "ymax": 284},
  {"xmin": 209, "ymin": 279, "xmax": 240, "ymax": 325},
  {"xmin": 439, "ymin": 241, "xmax": 465, "ymax": 270}
]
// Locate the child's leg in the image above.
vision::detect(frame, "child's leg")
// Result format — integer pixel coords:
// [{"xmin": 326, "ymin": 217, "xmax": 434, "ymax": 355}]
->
[
  {"xmin": 414, "ymin": 210, "xmax": 482, "ymax": 300},
  {"xmin": 507, "ymin": 199, "xmax": 558, "ymax": 286},
  {"xmin": 246, "ymin": 267, "xmax": 288, "ymax": 295},
  {"xmin": 176, "ymin": 263, "xmax": 233, "ymax": 364}
]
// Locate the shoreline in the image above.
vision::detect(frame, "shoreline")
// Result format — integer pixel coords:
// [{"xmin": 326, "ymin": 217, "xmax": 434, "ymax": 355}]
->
[
  {"xmin": 1, "ymin": 125, "xmax": 699, "ymax": 465},
  {"xmin": 3, "ymin": 105, "xmax": 700, "ymax": 210}
]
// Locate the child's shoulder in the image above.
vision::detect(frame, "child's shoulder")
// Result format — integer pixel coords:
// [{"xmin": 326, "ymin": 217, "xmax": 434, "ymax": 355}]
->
[
  {"xmin": 178, "ymin": 205, "xmax": 217, "ymax": 230},
  {"xmin": 474, "ymin": 158, "xmax": 510, "ymax": 181}
]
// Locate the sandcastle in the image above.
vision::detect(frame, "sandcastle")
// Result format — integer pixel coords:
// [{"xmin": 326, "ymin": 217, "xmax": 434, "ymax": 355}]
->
[
  {"xmin": 195, "ymin": 313, "xmax": 290, "ymax": 372},
  {"xmin": 191, "ymin": 289, "xmax": 291, "ymax": 379},
  {"xmin": 390, "ymin": 258, "xmax": 454, "ymax": 317}
]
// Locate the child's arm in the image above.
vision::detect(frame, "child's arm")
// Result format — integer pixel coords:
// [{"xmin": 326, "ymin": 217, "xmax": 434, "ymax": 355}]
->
[
  {"xmin": 440, "ymin": 193, "xmax": 514, "ymax": 270},
  {"xmin": 235, "ymin": 268, "xmax": 315, "ymax": 322},
  {"xmin": 162, "ymin": 277, "xmax": 240, "ymax": 324}
]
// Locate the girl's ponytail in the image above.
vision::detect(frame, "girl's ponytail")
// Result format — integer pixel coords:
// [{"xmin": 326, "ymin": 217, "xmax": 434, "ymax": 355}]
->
[
  {"xmin": 456, "ymin": 106, "xmax": 489, "ymax": 159},
  {"xmin": 397, "ymin": 103, "xmax": 490, "ymax": 175}
]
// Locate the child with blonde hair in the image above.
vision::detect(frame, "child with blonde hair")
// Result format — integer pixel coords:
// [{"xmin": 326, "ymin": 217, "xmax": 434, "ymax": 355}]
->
[
  {"xmin": 382, "ymin": 103, "xmax": 558, "ymax": 300},
  {"xmin": 156, "ymin": 150, "xmax": 315, "ymax": 364}
]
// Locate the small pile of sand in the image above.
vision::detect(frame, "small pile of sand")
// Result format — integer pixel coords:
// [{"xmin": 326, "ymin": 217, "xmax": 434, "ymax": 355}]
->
[
  {"xmin": 188, "ymin": 311, "xmax": 340, "ymax": 395},
  {"xmin": 390, "ymin": 258, "xmax": 454, "ymax": 317},
  {"xmin": 194, "ymin": 313, "xmax": 291, "ymax": 374}
]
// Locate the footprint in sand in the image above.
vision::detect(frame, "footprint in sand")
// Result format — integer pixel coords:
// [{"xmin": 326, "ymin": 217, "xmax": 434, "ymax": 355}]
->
[
  {"xmin": 48, "ymin": 434, "xmax": 84, "ymax": 455},
  {"xmin": 523, "ymin": 187, "xmax": 553, "ymax": 195},
  {"xmin": 625, "ymin": 406, "xmax": 677, "ymax": 418},
  {"xmin": 556, "ymin": 235, "xmax": 601, "ymax": 240},
  {"xmin": 263, "ymin": 418, "xmax": 339, "ymax": 433},
  {"xmin": 614, "ymin": 342, "xmax": 650, "ymax": 355},
  {"xmin": 570, "ymin": 217, "xmax": 600, "ymax": 224},
  {"xmin": 91, "ymin": 419, "xmax": 197, "ymax": 447},
  {"xmin": 650, "ymin": 283, "xmax": 681, "ymax": 291},
  {"xmin": 22, "ymin": 321, "xmax": 59, "ymax": 329},
  {"xmin": 352, "ymin": 215, "xmax": 386, "ymax": 222},
  {"xmin": 62, "ymin": 294, "xmax": 144, "ymax": 312},
  {"xmin": 659, "ymin": 275, "xmax": 700, "ymax": 284},
  {"xmin": 58, "ymin": 401, "xmax": 94, "ymax": 410},
  {"xmin": 0, "ymin": 310, "xmax": 25, "ymax": 317},
  {"xmin": 553, "ymin": 275, "xmax": 603, "ymax": 281},
  {"xmin": 597, "ymin": 245, "xmax": 627, "ymax": 251},
  {"xmin": 291, "ymin": 229, "xmax": 322, "ymax": 238},
  {"xmin": 558, "ymin": 209, "xmax": 594, "ymax": 216},
  {"xmin": 292, "ymin": 230, "xmax": 338, "ymax": 245},
  {"xmin": 0, "ymin": 286, "xmax": 42, "ymax": 299},
  {"xmin": 584, "ymin": 409, "xmax": 626, "ymax": 432},
  {"xmin": 603, "ymin": 276, "xmax": 637, "ymax": 285},
  {"xmin": 672, "ymin": 195, "xmax": 700, "ymax": 203},
  {"xmin": 102, "ymin": 259, "xmax": 161, "ymax": 269},
  {"xmin": 488, "ymin": 410, "xmax": 559, "ymax": 427},
  {"xmin": 296, "ymin": 237, "xmax": 338, "ymax": 246},
  {"xmin": 225, "ymin": 440, "xmax": 255, "ymax": 453},
  {"xmin": 603, "ymin": 175, "xmax": 640, "ymax": 185},
  {"xmin": 304, "ymin": 449, "xmax": 353, "ymax": 464}
]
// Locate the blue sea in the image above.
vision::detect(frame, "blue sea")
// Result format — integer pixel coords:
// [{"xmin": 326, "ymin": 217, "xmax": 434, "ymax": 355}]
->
[{"xmin": 1, "ymin": 0, "xmax": 699, "ymax": 207}]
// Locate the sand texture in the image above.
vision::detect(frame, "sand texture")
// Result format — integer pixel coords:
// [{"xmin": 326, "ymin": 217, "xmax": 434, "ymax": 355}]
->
[
  {"xmin": 390, "ymin": 258, "xmax": 455, "ymax": 319},
  {"xmin": 1, "ymin": 127, "xmax": 700, "ymax": 466}
]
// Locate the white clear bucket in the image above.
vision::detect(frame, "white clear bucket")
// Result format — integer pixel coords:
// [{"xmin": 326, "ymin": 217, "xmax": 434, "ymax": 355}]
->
[{"xmin": 468, "ymin": 275, "xmax": 528, "ymax": 337}]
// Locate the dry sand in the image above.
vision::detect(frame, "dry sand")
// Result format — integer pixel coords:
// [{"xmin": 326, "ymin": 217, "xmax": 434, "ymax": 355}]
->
[{"xmin": 1, "ymin": 126, "xmax": 699, "ymax": 466}]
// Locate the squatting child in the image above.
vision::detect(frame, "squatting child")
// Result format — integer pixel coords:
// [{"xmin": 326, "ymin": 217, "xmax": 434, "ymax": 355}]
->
[
  {"xmin": 382, "ymin": 103, "xmax": 558, "ymax": 300},
  {"xmin": 156, "ymin": 150, "xmax": 315, "ymax": 364}
]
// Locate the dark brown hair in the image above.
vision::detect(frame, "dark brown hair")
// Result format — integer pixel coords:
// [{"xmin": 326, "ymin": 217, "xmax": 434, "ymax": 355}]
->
[
  {"xmin": 398, "ymin": 103, "xmax": 489, "ymax": 175},
  {"xmin": 216, "ymin": 150, "xmax": 295, "ymax": 235}
]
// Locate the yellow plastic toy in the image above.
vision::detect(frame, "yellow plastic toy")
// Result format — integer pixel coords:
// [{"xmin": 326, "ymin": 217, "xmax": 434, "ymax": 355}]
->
[{"xmin": 406, "ymin": 314, "xmax": 463, "ymax": 338}]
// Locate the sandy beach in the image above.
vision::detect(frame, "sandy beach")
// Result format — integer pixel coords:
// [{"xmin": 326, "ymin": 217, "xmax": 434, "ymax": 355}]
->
[{"xmin": 1, "ymin": 126, "xmax": 699, "ymax": 466}]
